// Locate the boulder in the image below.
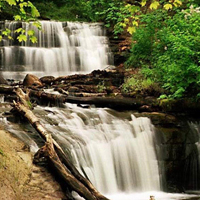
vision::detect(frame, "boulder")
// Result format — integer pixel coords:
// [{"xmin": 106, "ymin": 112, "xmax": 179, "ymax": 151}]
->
[
  {"xmin": 68, "ymin": 86, "xmax": 80, "ymax": 93},
  {"xmin": 40, "ymin": 76, "xmax": 55, "ymax": 85},
  {"xmin": 23, "ymin": 74, "xmax": 43, "ymax": 87}
]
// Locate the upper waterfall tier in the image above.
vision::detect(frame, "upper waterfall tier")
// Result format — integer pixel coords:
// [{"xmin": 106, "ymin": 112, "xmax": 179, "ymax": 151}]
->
[{"xmin": 0, "ymin": 21, "xmax": 113, "ymax": 80}]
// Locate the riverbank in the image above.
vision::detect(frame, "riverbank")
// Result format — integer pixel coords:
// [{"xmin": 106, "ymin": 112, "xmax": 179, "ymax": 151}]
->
[{"xmin": 0, "ymin": 125, "xmax": 65, "ymax": 200}]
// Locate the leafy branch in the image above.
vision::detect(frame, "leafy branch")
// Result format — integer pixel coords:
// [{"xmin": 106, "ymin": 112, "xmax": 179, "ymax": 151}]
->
[{"xmin": 0, "ymin": 0, "xmax": 41, "ymax": 43}]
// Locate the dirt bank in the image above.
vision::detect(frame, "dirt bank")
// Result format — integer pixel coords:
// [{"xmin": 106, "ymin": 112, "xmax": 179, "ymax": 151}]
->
[{"xmin": 0, "ymin": 126, "xmax": 65, "ymax": 200}]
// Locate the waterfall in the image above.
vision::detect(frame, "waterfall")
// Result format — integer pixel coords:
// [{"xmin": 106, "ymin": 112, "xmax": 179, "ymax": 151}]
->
[
  {"xmin": 187, "ymin": 122, "xmax": 200, "ymax": 190},
  {"xmin": 0, "ymin": 21, "xmax": 113, "ymax": 80},
  {"xmin": 1, "ymin": 102, "xmax": 200, "ymax": 199},
  {"xmin": 34, "ymin": 103, "xmax": 161, "ymax": 194}
]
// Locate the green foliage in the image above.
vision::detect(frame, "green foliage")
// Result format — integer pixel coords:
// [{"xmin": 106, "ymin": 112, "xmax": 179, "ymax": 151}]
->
[
  {"xmin": 127, "ymin": 5, "xmax": 200, "ymax": 99},
  {"xmin": 97, "ymin": 81, "xmax": 106, "ymax": 93},
  {"xmin": 94, "ymin": 1, "xmax": 132, "ymax": 35},
  {"xmin": 122, "ymin": 73, "xmax": 162, "ymax": 97},
  {"xmin": 17, "ymin": 34, "xmax": 27, "ymax": 42}
]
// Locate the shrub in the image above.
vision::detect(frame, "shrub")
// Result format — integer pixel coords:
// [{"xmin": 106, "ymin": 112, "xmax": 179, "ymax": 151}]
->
[
  {"xmin": 126, "ymin": 6, "xmax": 200, "ymax": 99},
  {"xmin": 122, "ymin": 73, "xmax": 163, "ymax": 97}
]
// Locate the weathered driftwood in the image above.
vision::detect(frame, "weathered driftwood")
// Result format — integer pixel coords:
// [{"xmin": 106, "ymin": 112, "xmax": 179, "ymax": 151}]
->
[
  {"xmin": 13, "ymin": 88, "xmax": 109, "ymax": 200},
  {"xmin": 14, "ymin": 88, "xmax": 32, "ymax": 109}
]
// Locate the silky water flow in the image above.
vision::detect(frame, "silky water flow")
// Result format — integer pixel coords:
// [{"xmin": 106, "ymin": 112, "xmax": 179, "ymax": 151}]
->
[
  {"xmin": 0, "ymin": 21, "xmax": 113, "ymax": 80},
  {"xmin": 0, "ymin": 20, "xmax": 200, "ymax": 200},
  {"xmin": 2, "ymin": 104, "xmax": 199, "ymax": 200}
]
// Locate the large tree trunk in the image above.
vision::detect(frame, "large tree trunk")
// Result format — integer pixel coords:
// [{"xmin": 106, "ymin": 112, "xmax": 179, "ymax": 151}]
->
[{"xmin": 13, "ymin": 88, "xmax": 109, "ymax": 200}]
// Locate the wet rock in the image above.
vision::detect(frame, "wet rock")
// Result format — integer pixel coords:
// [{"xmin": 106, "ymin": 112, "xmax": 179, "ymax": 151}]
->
[
  {"xmin": 135, "ymin": 112, "xmax": 179, "ymax": 127},
  {"xmin": 0, "ymin": 73, "xmax": 8, "ymax": 85},
  {"xmin": 40, "ymin": 76, "xmax": 55, "ymax": 85},
  {"xmin": 138, "ymin": 105, "xmax": 153, "ymax": 112},
  {"xmin": 68, "ymin": 86, "xmax": 80, "ymax": 93},
  {"xmin": 23, "ymin": 74, "xmax": 43, "ymax": 88},
  {"xmin": 154, "ymin": 119, "xmax": 200, "ymax": 192}
]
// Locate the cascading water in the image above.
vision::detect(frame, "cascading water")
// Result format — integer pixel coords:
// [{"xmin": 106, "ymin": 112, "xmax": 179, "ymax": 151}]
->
[
  {"xmin": 32, "ymin": 103, "xmax": 162, "ymax": 195},
  {"xmin": 0, "ymin": 21, "xmax": 113, "ymax": 80},
  {"xmin": 1, "ymin": 19, "xmax": 200, "ymax": 200},
  {"xmin": 187, "ymin": 122, "xmax": 200, "ymax": 190},
  {"xmin": 1, "ymin": 103, "xmax": 200, "ymax": 199}
]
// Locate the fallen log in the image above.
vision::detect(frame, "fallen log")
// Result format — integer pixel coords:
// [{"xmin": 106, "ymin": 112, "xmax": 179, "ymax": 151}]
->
[
  {"xmin": 29, "ymin": 89, "xmax": 148, "ymax": 110},
  {"xmin": 13, "ymin": 88, "xmax": 109, "ymax": 200},
  {"xmin": 0, "ymin": 85, "xmax": 150, "ymax": 111},
  {"xmin": 0, "ymin": 85, "xmax": 15, "ymax": 94}
]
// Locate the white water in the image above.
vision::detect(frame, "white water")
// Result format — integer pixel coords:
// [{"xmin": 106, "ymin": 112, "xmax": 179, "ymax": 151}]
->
[
  {"xmin": 188, "ymin": 122, "xmax": 200, "ymax": 190},
  {"xmin": 35, "ymin": 104, "xmax": 161, "ymax": 194},
  {"xmin": 0, "ymin": 103, "xmax": 200, "ymax": 199},
  {"xmin": 33, "ymin": 104, "xmax": 200, "ymax": 199},
  {"xmin": 0, "ymin": 21, "xmax": 113, "ymax": 79}
]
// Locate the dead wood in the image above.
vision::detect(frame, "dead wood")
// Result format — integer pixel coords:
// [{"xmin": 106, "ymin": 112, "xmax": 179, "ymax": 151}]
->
[
  {"xmin": 13, "ymin": 88, "xmax": 109, "ymax": 200},
  {"xmin": 29, "ymin": 89, "xmax": 145, "ymax": 110},
  {"xmin": 0, "ymin": 85, "xmax": 15, "ymax": 94}
]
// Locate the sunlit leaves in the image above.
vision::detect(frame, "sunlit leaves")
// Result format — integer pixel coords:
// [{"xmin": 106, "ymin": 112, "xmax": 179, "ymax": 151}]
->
[
  {"xmin": 14, "ymin": 15, "xmax": 21, "ymax": 20},
  {"xmin": 27, "ymin": 29, "xmax": 34, "ymax": 36},
  {"xmin": 29, "ymin": 35, "xmax": 37, "ymax": 43},
  {"xmin": 150, "ymin": 1, "xmax": 160, "ymax": 10},
  {"xmin": 17, "ymin": 34, "xmax": 27, "ymax": 42},
  {"xmin": 119, "ymin": 22, "xmax": 126, "ymax": 28},
  {"xmin": 132, "ymin": 21, "xmax": 138, "ymax": 27},
  {"xmin": 0, "ymin": 0, "xmax": 40, "ymax": 43},
  {"xmin": 2, "ymin": 28, "xmax": 11, "ymax": 36},
  {"xmin": 13, "ymin": 26, "xmax": 38, "ymax": 43},
  {"xmin": 15, "ymin": 27, "xmax": 25, "ymax": 33},
  {"xmin": 127, "ymin": 26, "xmax": 136, "ymax": 34},
  {"xmin": 1, "ymin": 28, "xmax": 13, "ymax": 40},
  {"xmin": 32, "ymin": 21, "xmax": 42, "ymax": 30},
  {"xmin": 5, "ymin": 0, "xmax": 16, "ymax": 6},
  {"xmin": 141, "ymin": 0, "xmax": 147, "ymax": 7},
  {"xmin": 173, "ymin": 0, "xmax": 182, "ymax": 7},
  {"xmin": 164, "ymin": 3, "xmax": 173, "ymax": 10},
  {"xmin": 28, "ymin": 1, "xmax": 40, "ymax": 17}
]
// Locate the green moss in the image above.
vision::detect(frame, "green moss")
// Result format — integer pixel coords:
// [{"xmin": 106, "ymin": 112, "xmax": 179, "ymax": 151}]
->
[
  {"xmin": 27, "ymin": 101, "xmax": 32, "ymax": 109},
  {"xmin": 121, "ymin": 73, "xmax": 163, "ymax": 98},
  {"xmin": 0, "ymin": 148, "xmax": 5, "ymax": 156},
  {"xmin": 159, "ymin": 99, "xmax": 177, "ymax": 112}
]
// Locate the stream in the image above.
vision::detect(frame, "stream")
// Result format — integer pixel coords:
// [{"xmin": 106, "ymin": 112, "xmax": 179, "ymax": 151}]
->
[{"xmin": 0, "ymin": 20, "xmax": 200, "ymax": 200}]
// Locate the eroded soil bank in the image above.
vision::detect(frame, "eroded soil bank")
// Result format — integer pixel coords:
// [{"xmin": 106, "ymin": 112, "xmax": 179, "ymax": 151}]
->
[{"xmin": 0, "ymin": 125, "xmax": 65, "ymax": 200}]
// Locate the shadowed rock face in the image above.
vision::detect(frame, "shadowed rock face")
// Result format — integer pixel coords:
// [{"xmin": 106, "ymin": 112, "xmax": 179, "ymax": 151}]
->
[
  {"xmin": 155, "ymin": 119, "xmax": 200, "ymax": 192},
  {"xmin": 134, "ymin": 112, "xmax": 200, "ymax": 192}
]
